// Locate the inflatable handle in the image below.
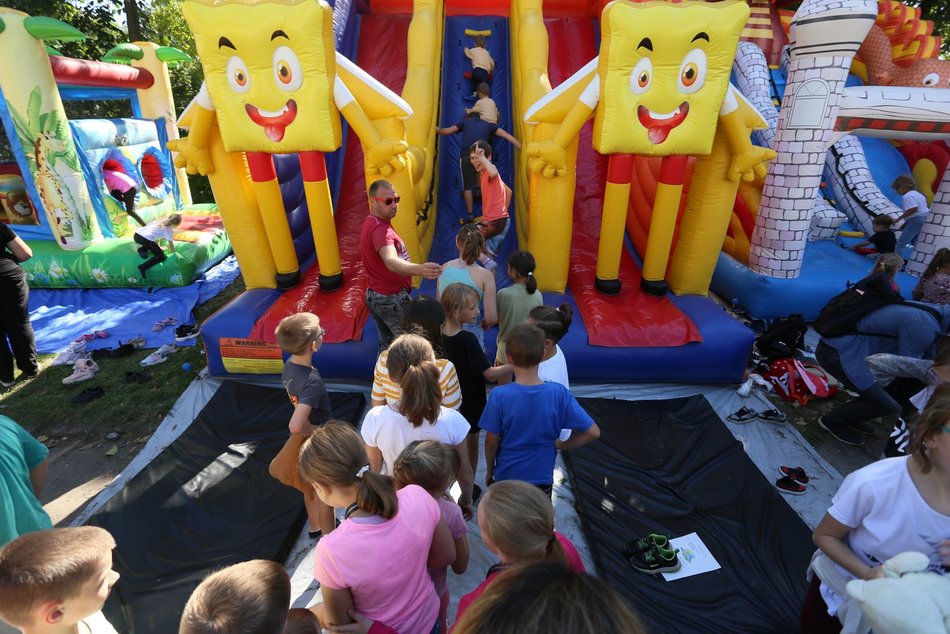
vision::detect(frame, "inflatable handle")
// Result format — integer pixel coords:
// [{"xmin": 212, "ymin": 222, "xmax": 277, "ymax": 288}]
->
[{"xmin": 839, "ymin": 230, "xmax": 865, "ymax": 237}]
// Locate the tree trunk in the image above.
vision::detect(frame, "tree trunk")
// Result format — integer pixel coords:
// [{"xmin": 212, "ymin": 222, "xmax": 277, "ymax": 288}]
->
[{"xmin": 124, "ymin": 0, "xmax": 143, "ymax": 42}]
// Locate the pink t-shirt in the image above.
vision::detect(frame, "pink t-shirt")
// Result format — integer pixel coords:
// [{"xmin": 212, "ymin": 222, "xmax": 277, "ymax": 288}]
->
[
  {"xmin": 452, "ymin": 532, "xmax": 583, "ymax": 627},
  {"xmin": 479, "ymin": 171, "xmax": 509, "ymax": 223},
  {"xmin": 314, "ymin": 485, "xmax": 440, "ymax": 634},
  {"xmin": 360, "ymin": 215, "xmax": 411, "ymax": 295},
  {"xmin": 430, "ymin": 497, "xmax": 468, "ymax": 596},
  {"xmin": 104, "ymin": 169, "xmax": 136, "ymax": 193}
]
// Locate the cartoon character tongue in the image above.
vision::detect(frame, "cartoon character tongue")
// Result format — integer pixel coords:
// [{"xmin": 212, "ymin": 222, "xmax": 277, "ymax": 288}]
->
[
  {"xmin": 637, "ymin": 103, "xmax": 690, "ymax": 145},
  {"xmin": 245, "ymin": 100, "xmax": 298, "ymax": 143}
]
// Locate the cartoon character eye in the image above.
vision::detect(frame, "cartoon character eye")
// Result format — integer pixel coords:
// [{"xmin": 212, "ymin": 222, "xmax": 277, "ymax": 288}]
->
[
  {"xmin": 226, "ymin": 56, "xmax": 251, "ymax": 94},
  {"xmin": 630, "ymin": 57, "xmax": 653, "ymax": 95},
  {"xmin": 678, "ymin": 49, "xmax": 707, "ymax": 94},
  {"xmin": 922, "ymin": 73, "xmax": 940, "ymax": 87},
  {"xmin": 273, "ymin": 46, "xmax": 303, "ymax": 92}
]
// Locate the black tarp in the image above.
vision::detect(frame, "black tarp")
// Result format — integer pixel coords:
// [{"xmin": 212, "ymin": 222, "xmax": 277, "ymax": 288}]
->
[
  {"xmin": 565, "ymin": 396, "xmax": 814, "ymax": 634},
  {"xmin": 89, "ymin": 383, "xmax": 365, "ymax": 633}
]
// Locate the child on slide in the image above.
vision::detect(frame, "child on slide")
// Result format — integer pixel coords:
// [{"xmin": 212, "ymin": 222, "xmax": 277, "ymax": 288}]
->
[
  {"xmin": 134, "ymin": 214, "xmax": 182, "ymax": 278},
  {"xmin": 464, "ymin": 35, "xmax": 494, "ymax": 98},
  {"xmin": 103, "ymin": 166, "xmax": 146, "ymax": 227}
]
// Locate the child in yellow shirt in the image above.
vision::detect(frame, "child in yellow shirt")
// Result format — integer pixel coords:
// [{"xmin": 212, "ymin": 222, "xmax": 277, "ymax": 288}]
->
[
  {"xmin": 464, "ymin": 35, "xmax": 494, "ymax": 98},
  {"xmin": 465, "ymin": 83, "xmax": 499, "ymax": 124}
]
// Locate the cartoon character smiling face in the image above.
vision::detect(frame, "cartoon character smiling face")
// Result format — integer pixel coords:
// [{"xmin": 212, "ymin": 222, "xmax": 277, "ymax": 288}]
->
[
  {"xmin": 183, "ymin": 0, "xmax": 342, "ymax": 154},
  {"xmin": 593, "ymin": 1, "xmax": 750, "ymax": 156}
]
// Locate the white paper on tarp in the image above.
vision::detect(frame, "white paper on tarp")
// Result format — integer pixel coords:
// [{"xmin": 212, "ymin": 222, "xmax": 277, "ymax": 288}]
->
[{"xmin": 661, "ymin": 532, "xmax": 721, "ymax": 581}]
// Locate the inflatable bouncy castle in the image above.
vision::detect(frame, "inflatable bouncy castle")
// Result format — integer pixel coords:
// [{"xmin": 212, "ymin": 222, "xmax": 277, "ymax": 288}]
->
[
  {"xmin": 183, "ymin": 0, "xmax": 949, "ymax": 382},
  {"xmin": 0, "ymin": 8, "xmax": 231, "ymax": 287}
]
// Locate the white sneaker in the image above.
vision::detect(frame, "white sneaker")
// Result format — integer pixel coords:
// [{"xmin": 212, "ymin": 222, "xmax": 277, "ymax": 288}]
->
[
  {"xmin": 53, "ymin": 341, "xmax": 86, "ymax": 366},
  {"xmin": 62, "ymin": 359, "xmax": 99, "ymax": 384},
  {"xmin": 140, "ymin": 345, "xmax": 177, "ymax": 366}
]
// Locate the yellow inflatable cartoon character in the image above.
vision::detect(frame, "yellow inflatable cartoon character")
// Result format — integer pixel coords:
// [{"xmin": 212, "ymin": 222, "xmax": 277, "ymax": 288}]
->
[
  {"xmin": 169, "ymin": 0, "xmax": 412, "ymax": 290},
  {"xmin": 525, "ymin": 0, "xmax": 774, "ymax": 295}
]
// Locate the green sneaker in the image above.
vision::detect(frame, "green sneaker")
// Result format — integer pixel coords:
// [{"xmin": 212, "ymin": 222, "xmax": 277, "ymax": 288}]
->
[
  {"xmin": 622, "ymin": 533, "xmax": 670, "ymax": 558},
  {"xmin": 628, "ymin": 544, "xmax": 682, "ymax": 575}
]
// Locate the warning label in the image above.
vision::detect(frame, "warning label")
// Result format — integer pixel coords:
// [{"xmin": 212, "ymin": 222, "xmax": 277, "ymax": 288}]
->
[{"xmin": 220, "ymin": 338, "xmax": 284, "ymax": 374}]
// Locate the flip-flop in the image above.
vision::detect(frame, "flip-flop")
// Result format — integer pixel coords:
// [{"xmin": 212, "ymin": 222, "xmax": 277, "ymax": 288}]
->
[
  {"xmin": 75, "ymin": 333, "xmax": 97, "ymax": 343},
  {"xmin": 94, "ymin": 330, "xmax": 109, "ymax": 339}
]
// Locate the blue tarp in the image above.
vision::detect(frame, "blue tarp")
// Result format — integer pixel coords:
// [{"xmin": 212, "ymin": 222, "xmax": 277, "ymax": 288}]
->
[{"xmin": 29, "ymin": 256, "xmax": 240, "ymax": 353}]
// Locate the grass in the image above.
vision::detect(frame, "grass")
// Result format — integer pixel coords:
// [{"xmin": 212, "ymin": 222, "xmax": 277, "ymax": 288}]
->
[{"xmin": 0, "ymin": 276, "xmax": 246, "ymax": 438}]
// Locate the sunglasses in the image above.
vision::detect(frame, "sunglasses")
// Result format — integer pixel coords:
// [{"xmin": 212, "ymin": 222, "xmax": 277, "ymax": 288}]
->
[
  {"xmin": 316, "ymin": 327, "xmax": 327, "ymax": 339},
  {"xmin": 371, "ymin": 195, "xmax": 400, "ymax": 206}
]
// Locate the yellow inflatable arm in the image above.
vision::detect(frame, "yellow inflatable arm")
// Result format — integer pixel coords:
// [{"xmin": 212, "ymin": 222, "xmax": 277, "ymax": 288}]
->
[
  {"xmin": 334, "ymin": 52, "xmax": 412, "ymax": 177},
  {"xmin": 523, "ymin": 59, "xmax": 597, "ymax": 178},
  {"xmin": 167, "ymin": 86, "xmax": 216, "ymax": 176},
  {"xmin": 720, "ymin": 86, "xmax": 776, "ymax": 183}
]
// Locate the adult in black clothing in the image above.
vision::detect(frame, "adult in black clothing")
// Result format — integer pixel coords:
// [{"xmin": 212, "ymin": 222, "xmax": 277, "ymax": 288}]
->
[
  {"xmin": 0, "ymin": 223, "xmax": 37, "ymax": 388},
  {"xmin": 437, "ymin": 116, "xmax": 521, "ymax": 220}
]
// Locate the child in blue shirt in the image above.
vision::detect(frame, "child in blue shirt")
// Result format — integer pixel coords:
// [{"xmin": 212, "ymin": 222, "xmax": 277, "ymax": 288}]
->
[{"xmin": 479, "ymin": 324, "xmax": 600, "ymax": 495}]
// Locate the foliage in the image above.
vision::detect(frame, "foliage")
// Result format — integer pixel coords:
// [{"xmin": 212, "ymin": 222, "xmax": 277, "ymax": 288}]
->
[{"xmin": 913, "ymin": 0, "xmax": 950, "ymax": 57}]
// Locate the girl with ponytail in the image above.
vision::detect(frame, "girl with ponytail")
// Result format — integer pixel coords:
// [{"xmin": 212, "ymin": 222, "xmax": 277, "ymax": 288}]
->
[
  {"xmin": 454, "ymin": 480, "xmax": 585, "ymax": 624},
  {"xmin": 361, "ymin": 333, "xmax": 476, "ymax": 516},
  {"xmin": 437, "ymin": 225, "xmax": 498, "ymax": 351},
  {"xmin": 495, "ymin": 251, "xmax": 543, "ymax": 366},
  {"xmin": 528, "ymin": 304, "xmax": 573, "ymax": 388},
  {"xmin": 298, "ymin": 422, "xmax": 456, "ymax": 633}
]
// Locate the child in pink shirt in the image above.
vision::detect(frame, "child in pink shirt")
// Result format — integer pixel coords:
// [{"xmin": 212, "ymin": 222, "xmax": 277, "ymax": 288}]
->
[
  {"xmin": 394, "ymin": 441, "xmax": 470, "ymax": 633},
  {"xmin": 103, "ymin": 167, "xmax": 146, "ymax": 227},
  {"xmin": 298, "ymin": 423, "xmax": 456, "ymax": 634},
  {"xmin": 453, "ymin": 480, "xmax": 584, "ymax": 628}
]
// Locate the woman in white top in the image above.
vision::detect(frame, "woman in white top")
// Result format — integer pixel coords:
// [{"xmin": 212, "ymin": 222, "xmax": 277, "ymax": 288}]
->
[
  {"xmin": 362, "ymin": 334, "xmax": 476, "ymax": 518},
  {"xmin": 801, "ymin": 383, "xmax": 950, "ymax": 633}
]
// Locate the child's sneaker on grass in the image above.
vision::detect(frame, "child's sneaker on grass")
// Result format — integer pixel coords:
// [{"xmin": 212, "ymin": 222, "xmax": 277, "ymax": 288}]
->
[
  {"xmin": 62, "ymin": 359, "xmax": 99, "ymax": 384},
  {"xmin": 628, "ymin": 544, "xmax": 681, "ymax": 575},
  {"xmin": 140, "ymin": 344, "xmax": 178, "ymax": 366}
]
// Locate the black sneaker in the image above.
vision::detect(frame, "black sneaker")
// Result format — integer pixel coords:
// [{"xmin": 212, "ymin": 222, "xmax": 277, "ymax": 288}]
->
[
  {"xmin": 818, "ymin": 416, "xmax": 864, "ymax": 446},
  {"xmin": 70, "ymin": 386, "xmax": 105, "ymax": 404},
  {"xmin": 175, "ymin": 324, "xmax": 200, "ymax": 343},
  {"xmin": 846, "ymin": 419, "xmax": 876, "ymax": 435},
  {"xmin": 623, "ymin": 533, "xmax": 669, "ymax": 558},
  {"xmin": 727, "ymin": 406, "xmax": 758, "ymax": 423},
  {"xmin": 628, "ymin": 544, "xmax": 681, "ymax": 575}
]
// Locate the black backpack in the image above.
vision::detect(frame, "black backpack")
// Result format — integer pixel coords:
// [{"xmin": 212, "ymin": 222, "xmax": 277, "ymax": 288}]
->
[
  {"xmin": 814, "ymin": 272, "xmax": 908, "ymax": 338},
  {"xmin": 755, "ymin": 314, "xmax": 807, "ymax": 360}
]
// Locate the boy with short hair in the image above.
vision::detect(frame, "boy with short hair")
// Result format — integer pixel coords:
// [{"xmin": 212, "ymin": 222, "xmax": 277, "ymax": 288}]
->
[
  {"xmin": 465, "ymin": 83, "xmax": 499, "ymax": 125},
  {"xmin": 479, "ymin": 324, "xmax": 600, "ymax": 495},
  {"xmin": 853, "ymin": 215, "xmax": 897, "ymax": 256},
  {"xmin": 179, "ymin": 560, "xmax": 290, "ymax": 634},
  {"xmin": 273, "ymin": 312, "xmax": 335, "ymax": 538},
  {"xmin": 0, "ymin": 527, "xmax": 120, "ymax": 634},
  {"xmin": 464, "ymin": 35, "xmax": 494, "ymax": 97}
]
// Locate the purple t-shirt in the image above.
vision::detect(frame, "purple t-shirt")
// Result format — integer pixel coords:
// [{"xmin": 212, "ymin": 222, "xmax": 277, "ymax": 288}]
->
[{"xmin": 430, "ymin": 497, "xmax": 468, "ymax": 596}]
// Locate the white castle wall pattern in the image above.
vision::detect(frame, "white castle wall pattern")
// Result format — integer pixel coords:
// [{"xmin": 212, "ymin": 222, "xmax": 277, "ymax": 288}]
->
[
  {"xmin": 907, "ymin": 167, "xmax": 950, "ymax": 275},
  {"xmin": 822, "ymin": 135, "xmax": 900, "ymax": 236},
  {"xmin": 748, "ymin": 0, "xmax": 877, "ymax": 277}
]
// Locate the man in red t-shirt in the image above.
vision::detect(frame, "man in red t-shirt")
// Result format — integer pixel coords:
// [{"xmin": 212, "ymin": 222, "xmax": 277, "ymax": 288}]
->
[
  {"xmin": 470, "ymin": 141, "xmax": 511, "ymax": 256},
  {"xmin": 360, "ymin": 180, "xmax": 443, "ymax": 350}
]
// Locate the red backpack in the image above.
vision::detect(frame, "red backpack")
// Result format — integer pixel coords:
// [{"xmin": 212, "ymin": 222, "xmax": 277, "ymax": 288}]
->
[{"xmin": 764, "ymin": 358, "xmax": 837, "ymax": 406}]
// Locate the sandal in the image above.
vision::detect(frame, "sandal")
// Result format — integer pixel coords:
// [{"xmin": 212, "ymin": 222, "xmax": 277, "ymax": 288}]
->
[
  {"xmin": 75, "ymin": 333, "xmax": 97, "ymax": 343},
  {"xmin": 151, "ymin": 317, "xmax": 178, "ymax": 332},
  {"xmin": 94, "ymin": 330, "xmax": 109, "ymax": 339}
]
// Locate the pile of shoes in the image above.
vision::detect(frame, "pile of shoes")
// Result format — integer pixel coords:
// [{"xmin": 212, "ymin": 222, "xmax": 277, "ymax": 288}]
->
[
  {"xmin": 623, "ymin": 532, "xmax": 681, "ymax": 575},
  {"xmin": 62, "ymin": 359, "xmax": 99, "ymax": 385}
]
